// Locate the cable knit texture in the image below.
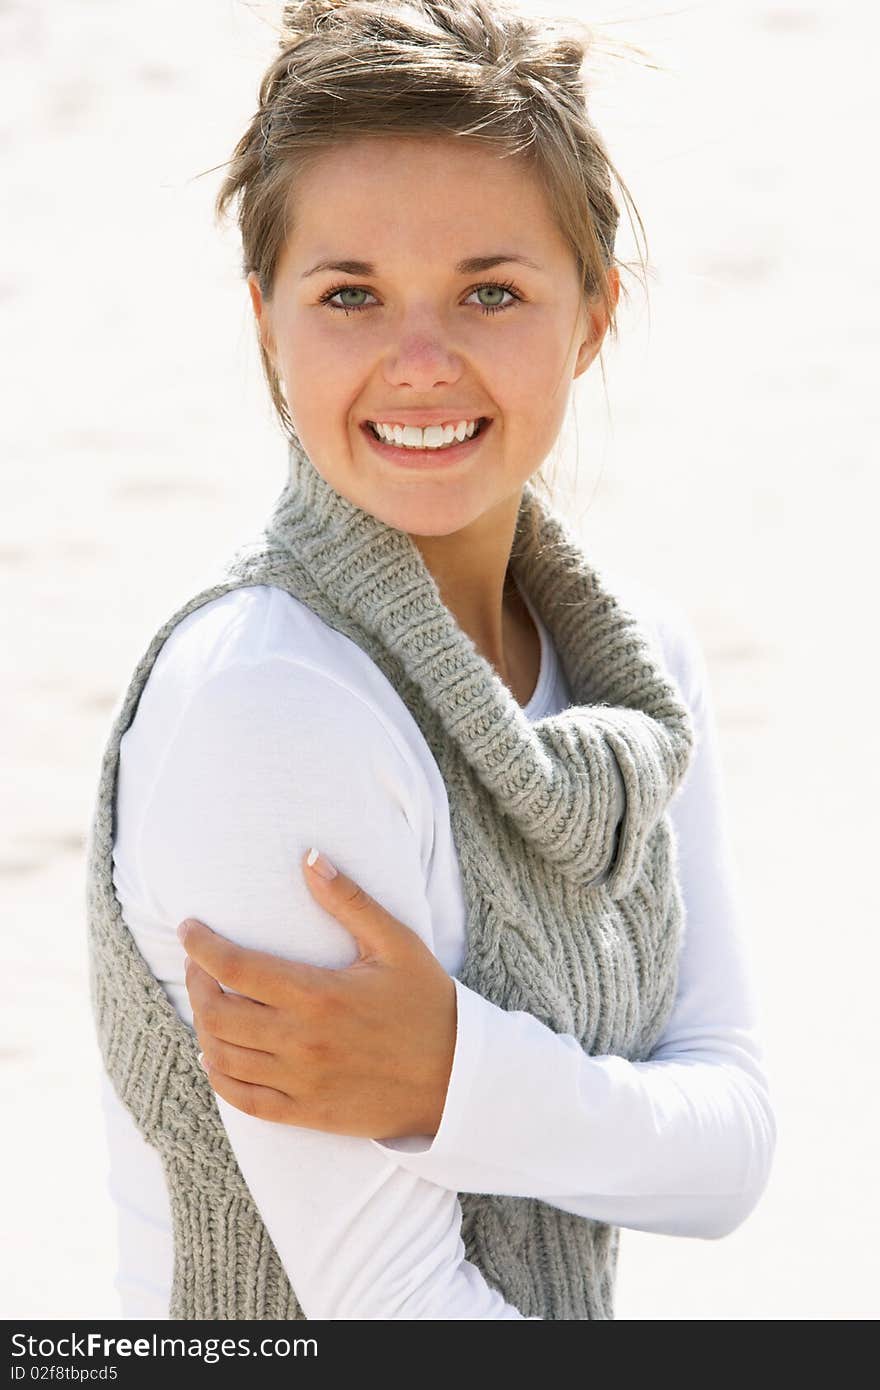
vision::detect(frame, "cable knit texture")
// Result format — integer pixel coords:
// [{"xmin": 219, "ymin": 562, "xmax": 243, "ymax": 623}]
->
[{"xmin": 86, "ymin": 438, "xmax": 695, "ymax": 1320}]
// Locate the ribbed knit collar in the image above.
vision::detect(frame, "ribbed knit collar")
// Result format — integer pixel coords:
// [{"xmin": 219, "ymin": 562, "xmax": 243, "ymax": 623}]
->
[{"xmin": 248, "ymin": 438, "xmax": 694, "ymax": 894}]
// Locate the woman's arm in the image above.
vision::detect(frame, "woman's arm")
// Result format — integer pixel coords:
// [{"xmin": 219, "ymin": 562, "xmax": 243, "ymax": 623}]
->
[
  {"xmin": 128, "ymin": 651, "xmax": 533, "ymax": 1319},
  {"xmin": 369, "ymin": 606, "xmax": 778, "ymax": 1238}
]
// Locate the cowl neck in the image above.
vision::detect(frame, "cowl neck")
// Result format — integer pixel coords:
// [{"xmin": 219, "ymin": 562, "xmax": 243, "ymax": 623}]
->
[{"xmin": 231, "ymin": 438, "xmax": 695, "ymax": 898}]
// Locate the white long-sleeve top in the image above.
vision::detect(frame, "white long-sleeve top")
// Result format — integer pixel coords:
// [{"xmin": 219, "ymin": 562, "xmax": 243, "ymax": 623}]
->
[{"xmin": 100, "ymin": 570, "xmax": 776, "ymax": 1320}]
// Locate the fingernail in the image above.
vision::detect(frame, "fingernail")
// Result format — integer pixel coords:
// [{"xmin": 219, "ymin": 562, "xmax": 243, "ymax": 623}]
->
[
  {"xmin": 197, "ymin": 1051, "xmax": 207, "ymax": 1071},
  {"xmin": 177, "ymin": 922, "xmax": 188, "ymax": 942},
  {"xmin": 306, "ymin": 846, "xmax": 338, "ymax": 880}
]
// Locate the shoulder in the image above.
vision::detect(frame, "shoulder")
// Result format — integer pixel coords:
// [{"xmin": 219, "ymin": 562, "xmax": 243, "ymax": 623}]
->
[
  {"xmin": 122, "ymin": 583, "xmax": 434, "ymax": 833},
  {"xmin": 150, "ymin": 583, "xmax": 389, "ymax": 704},
  {"xmin": 145, "ymin": 583, "xmax": 413, "ymax": 752},
  {"xmin": 599, "ymin": 565, "xmax": 709, "ymax": 718}
]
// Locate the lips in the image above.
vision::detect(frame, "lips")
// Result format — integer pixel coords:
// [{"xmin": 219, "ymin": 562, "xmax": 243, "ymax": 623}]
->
[{"xmin": 359, "ymin": 415, "xmax": 493, "ymax": 467}]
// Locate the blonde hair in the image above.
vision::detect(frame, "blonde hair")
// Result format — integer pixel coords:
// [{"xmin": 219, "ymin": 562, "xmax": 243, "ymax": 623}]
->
[{"xmin": 215, "ymin": 0, "xmax": 649, "ymax": 501}]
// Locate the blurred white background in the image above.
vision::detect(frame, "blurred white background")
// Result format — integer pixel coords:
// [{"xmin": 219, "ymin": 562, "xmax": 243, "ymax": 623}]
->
[{"xmin": 2, "ymin": 0, "xmax": 877, "ymax": 1318}]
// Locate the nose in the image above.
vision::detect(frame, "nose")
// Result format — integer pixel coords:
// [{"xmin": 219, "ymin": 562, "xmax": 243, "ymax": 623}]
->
[{"xmin": 382, "ymin": 322, "xmax": 464, "ymax": 393}]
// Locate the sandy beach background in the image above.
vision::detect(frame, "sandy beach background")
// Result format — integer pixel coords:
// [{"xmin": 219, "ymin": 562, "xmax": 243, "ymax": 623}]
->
[{"xmin": 2, "ymin": 0, "xmax": 877, "ymax": 1319}]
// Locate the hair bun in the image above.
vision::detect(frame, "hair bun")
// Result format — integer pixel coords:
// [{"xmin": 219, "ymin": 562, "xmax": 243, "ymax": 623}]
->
[
  {"xmin": 281, "ymin": 1, "xmax": 311, "ymax": 31},
  {"xmin": 281, "ymin": 0, "xmax": 343, "ymax": 40}
]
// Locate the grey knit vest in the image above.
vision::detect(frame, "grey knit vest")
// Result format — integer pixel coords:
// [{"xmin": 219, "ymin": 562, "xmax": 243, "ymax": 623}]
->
[{"xmin": 86, "ymin": 438, "xmax": 695, "ymax": 1320}]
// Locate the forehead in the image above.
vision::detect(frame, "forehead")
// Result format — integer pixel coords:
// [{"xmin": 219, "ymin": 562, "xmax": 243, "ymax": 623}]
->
[{"xmin": 282, "ymin": 134, "xmax": 568, "ymax": 269}]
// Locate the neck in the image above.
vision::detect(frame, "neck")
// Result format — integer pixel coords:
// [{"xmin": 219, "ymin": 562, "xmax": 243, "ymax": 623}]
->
[{"xmin": 409, "ymin": 488, "xmax": 528, "ymax": 689}]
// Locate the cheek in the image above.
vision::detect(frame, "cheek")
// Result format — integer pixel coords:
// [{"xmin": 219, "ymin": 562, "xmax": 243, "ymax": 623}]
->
[
  {"xmin": 280, "ymin": 322, "xmax": 363, "ymax": 422},
  {"xmin": 484, "ymin": 312, "xmax": 568, "ymax": 399},
  {"xmin": 486, "ymin": 324, "xmax": 570, "ymax": 443}
]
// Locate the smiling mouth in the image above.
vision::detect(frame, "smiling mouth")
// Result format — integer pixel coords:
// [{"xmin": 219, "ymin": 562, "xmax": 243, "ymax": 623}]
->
[{"xmin": 363, "ymin": 417, "xmax": 491, "ymax": 451}]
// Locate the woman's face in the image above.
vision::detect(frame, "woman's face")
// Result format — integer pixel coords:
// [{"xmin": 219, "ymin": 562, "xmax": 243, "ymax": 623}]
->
[{"xmin": 250, "ymin": 134, "xmax": 615, "ymax": 538}]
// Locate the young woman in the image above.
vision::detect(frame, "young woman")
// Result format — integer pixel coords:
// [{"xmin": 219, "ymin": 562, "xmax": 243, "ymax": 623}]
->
[{"xmin": 89, "ymin": 0, "xmax": 776, "ymax": 1320}]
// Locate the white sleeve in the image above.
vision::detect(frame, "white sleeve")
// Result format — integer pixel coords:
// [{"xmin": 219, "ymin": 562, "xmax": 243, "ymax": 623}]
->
[
  {"xmin": 371, "ymin": 611, "xmax": 778, "ymax": 1240},
  {"xmin": 135, "ymin": 657, "xmax": 532, "ymax": 1319}
]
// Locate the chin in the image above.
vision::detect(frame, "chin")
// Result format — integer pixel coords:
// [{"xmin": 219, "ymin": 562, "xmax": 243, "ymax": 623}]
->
[{"xmin": 367, "ymin": 490, "xmax": 483, "ymax": 539}]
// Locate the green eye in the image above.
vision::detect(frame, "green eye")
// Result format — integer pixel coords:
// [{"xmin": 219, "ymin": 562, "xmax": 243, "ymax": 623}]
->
[
  {"xmin": 318, "ymin": 278, "xmax": 523, "ymax": 317},
  {"xmin": 475, "ymin": 285, "xmax": 506, "ymax": 308},
  {"xmin": 319, "ymin": 285, "xmax": 375, "ymax": 314}
]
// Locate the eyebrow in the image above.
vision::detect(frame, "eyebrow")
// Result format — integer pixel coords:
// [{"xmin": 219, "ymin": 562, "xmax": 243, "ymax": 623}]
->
[{"xmin": 300, "ymin": 253, "xmax": 545, "ymax": 280}]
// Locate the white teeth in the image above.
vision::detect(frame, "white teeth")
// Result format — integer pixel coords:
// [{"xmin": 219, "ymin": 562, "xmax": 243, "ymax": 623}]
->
[{"xmin": 369, "ymin": 418, "xmax": 482, "ymax": 449}]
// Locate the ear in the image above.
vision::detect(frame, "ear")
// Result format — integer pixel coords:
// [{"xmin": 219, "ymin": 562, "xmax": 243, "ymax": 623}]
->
[
  {"xmin": 247, "ymin": 271, "xmax": 278, "ymax": 367},
  {"xmin": 573, "ymin": 267, "xmax": 620, "ymax": 380}
]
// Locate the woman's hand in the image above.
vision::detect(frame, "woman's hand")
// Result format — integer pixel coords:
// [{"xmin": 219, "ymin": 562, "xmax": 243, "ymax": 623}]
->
[{"xmin": 177, "ymin": 849, "xmax": 457, "ymax": 1141}]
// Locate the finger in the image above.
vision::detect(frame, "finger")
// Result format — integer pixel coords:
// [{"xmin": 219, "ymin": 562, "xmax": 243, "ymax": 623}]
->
[
  {"xmin": 185, "ymin": 958, "xmax": 278, "ymax": 1052},
  {"xmin": 198, "ymin": 1035, "xmax": 283, "ymax": 1089},
  {"xmin": 178, "ymin": 918, "xmax": 328, "ymax": 1007},
  {"xmin": 302, "ymin": 850, "xmax": 424, "ymax": 963},
  {"xmin": 201, "ymin": 1062, "xmax": 299, "ymax": 1126}
]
